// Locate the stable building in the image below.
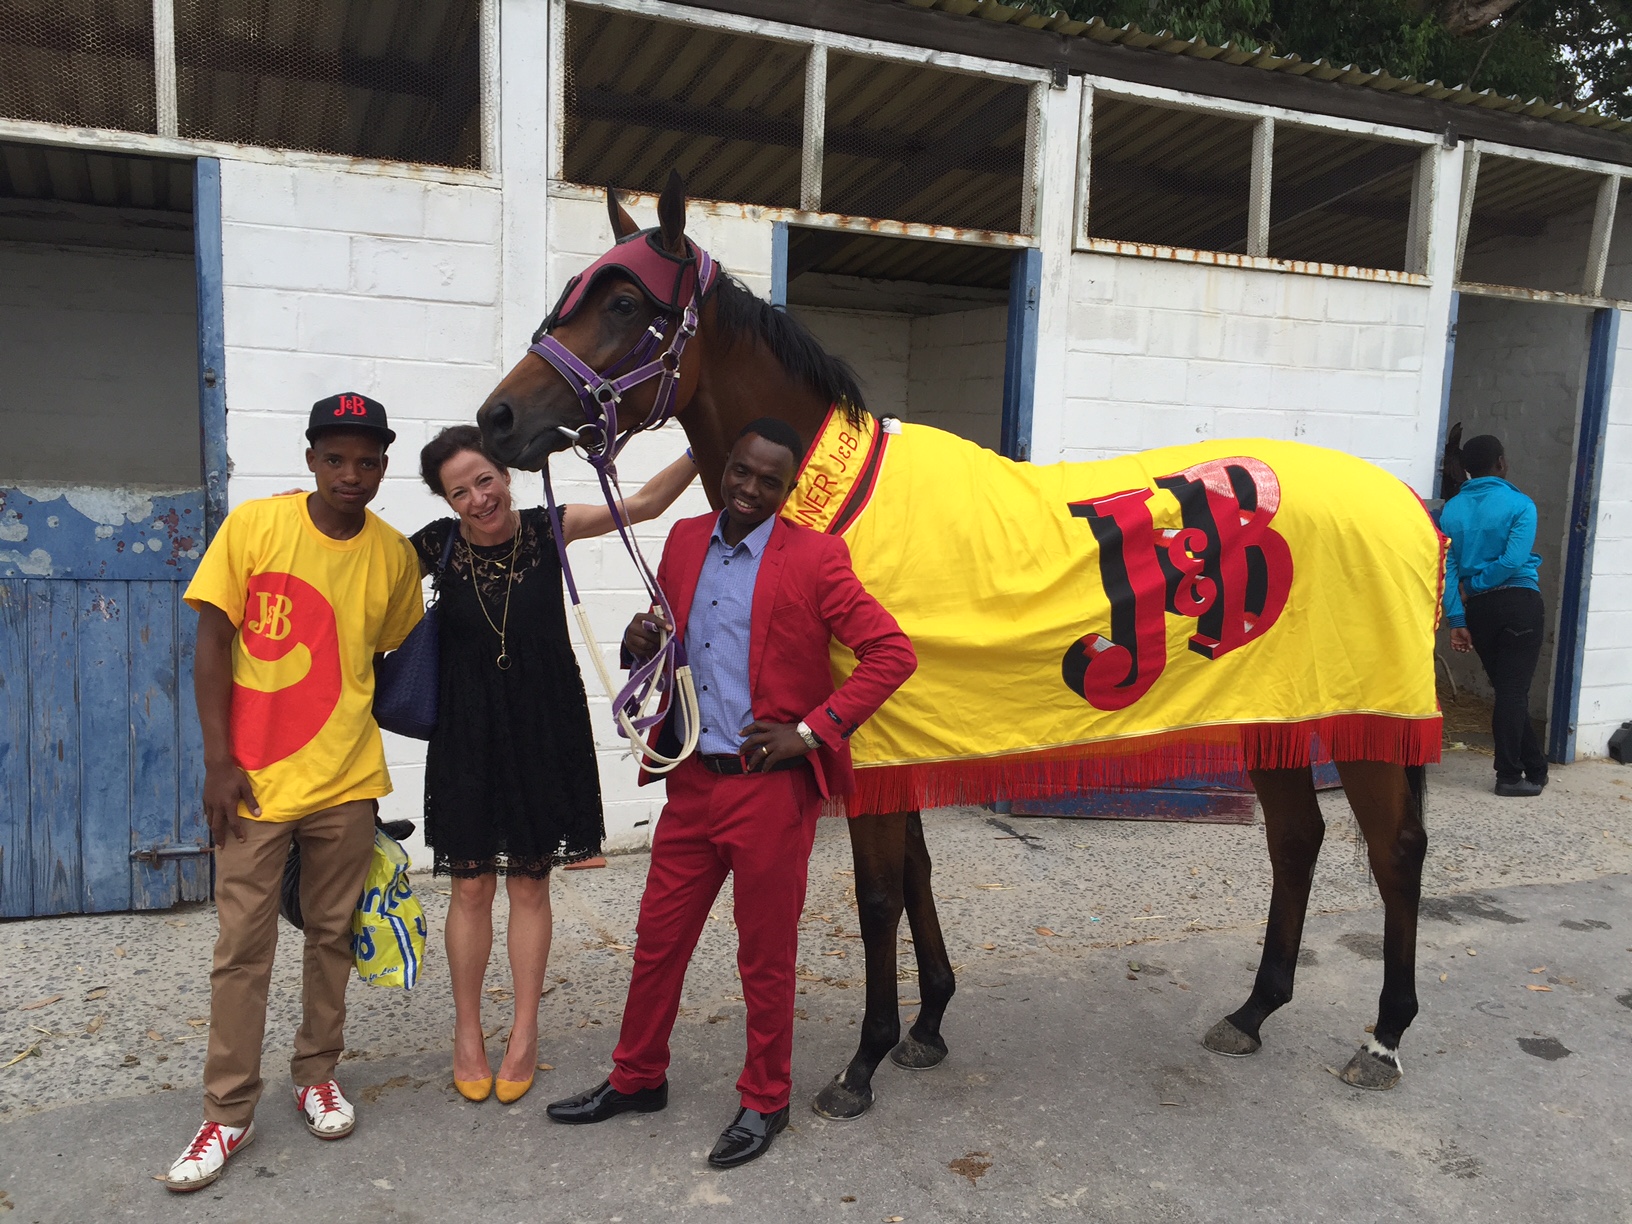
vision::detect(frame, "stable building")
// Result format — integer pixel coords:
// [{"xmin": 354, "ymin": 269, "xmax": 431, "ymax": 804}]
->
[{"xmin": 3, "ymin": 0, "xmax": 1631, "ymax": 916}]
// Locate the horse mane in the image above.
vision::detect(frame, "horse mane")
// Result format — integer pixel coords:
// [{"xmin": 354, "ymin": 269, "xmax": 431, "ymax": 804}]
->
[{"xmin": 709, "ymin": 274, "xmax": 869, "ymax": 429}]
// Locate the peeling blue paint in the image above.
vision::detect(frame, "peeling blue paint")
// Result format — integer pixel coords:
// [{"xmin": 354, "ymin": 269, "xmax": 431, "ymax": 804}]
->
[{"xmin": 0, "ymin": 486, "xmax": 205, "ymax": 580}]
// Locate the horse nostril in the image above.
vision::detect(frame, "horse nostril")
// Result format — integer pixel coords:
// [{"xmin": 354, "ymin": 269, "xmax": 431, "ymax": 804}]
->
[{"xmin": 483, "ymin": 401, "xmax": 514, "ymax": 438}]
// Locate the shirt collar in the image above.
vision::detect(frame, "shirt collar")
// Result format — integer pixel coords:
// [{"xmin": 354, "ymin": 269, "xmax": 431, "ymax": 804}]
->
[{"xmin": 710, "ymin": 510, "xmax": 776, "ymax": 558}]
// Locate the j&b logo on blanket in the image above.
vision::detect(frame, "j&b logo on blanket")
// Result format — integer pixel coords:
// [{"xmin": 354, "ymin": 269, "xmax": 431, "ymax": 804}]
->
[{"xmin": 1063, "ymin": 457, "xmax": 1293, "ymax": 711}]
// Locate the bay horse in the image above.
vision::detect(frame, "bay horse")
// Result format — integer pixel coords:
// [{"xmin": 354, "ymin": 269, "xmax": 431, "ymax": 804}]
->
[{"xmin": 477, "ymin": 174, "xmax": 1430, "ymax": 1117}]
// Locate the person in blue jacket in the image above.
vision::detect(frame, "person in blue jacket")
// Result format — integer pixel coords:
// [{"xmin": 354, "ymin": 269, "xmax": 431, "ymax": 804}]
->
[{"xmin": 1441, "ymin": 434, "xmax": 1548, "ymax": 796}]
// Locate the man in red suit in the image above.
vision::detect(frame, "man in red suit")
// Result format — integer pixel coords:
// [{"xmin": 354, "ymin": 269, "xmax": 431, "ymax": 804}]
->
[{"xmin": 546, "ymin": 417, "xmax": 915, "ymax": 1167}]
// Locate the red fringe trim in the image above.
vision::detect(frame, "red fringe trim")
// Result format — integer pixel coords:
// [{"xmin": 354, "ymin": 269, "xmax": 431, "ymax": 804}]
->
[{"xmin": 843, "ymin": 714, "xmax": 1442, "ymax": 817}]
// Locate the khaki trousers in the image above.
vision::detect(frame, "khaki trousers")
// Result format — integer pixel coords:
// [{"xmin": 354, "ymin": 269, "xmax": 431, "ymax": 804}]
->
[{"xmin": 202, "ymin": 799, "xmax": 375, "ymax": 1126}]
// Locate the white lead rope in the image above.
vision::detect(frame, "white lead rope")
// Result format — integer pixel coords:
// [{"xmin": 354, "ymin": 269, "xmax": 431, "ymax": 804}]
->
[{"xmin": 570, "ymin": 602, "xmax": 701, "ymax": 774}]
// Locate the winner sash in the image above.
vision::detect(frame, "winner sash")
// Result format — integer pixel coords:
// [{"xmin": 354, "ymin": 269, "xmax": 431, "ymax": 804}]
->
[{"xmin": 782, "ymin": 408, "xmax": 1445, "ymax": 816}]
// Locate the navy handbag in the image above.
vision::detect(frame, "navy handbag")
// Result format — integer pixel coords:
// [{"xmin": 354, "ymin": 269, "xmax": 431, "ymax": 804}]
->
[{"xmin": 373, "ymin": 525, "xmax": 457, "ymax": 740}]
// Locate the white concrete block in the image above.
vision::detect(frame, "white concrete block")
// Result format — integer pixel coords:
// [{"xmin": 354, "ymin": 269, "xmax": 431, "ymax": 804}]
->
[
  {"xmin": 1220, "ymin": 315, "xmax": 1287, "ymax": 364},
  {"xmin": 291, "ymin": 168, "xmax": 427, "ymax": 237},
  {"xmin": 1068, "ymin": 257, "xmax": 1115, "ymax": 305},
  {"xmin": 218, "ymin": 161, "xmax": 299, "ymax": 228},
  {"xmin": 1109, "ymin": 355, "xmax": 1187, "ymax": 405},
  {"xmin": 1064, "ymin": 350, "xmax": 1114, "ymax": 397},
  {"xmin": 1066, "ymin": 304, "xmax": 1149, "ymax": 355},
  {"xmin": 222, "ymin": 223, "xmax": 352, "ymax": 292},
  {"xmin": 351, "ymin": 236, "xmax": 502, "ymax": 305},
  {"xmin": 1059, "ymin": 400, "xmax": 1145, "ymax": 452},
  {"xmin": 368, "ymin": 358, "xmax": 503, "ymax": 420},
  {"xmin": 222, "ymin": 348, "xmax": 378, "ymax": 415},
  {"xmin": 1187, "ymin": 362, "xmax": 1268, "ymax": 411},
  {"xmin": 1139, "ymin": 406, "xmax": 1214, "ymax": 449},
  {"xmin": 416, "ymin": 301, "xmax": 500, "ymax": 365},
  {"xmin": 222, "ymin": 286, "xmax": 300, "ymax": 351},
  {"xmin": 227, "ymin": 412, "xmax": 315, "ymax": 476},
  {"xmin": 1323, "ymin": 285, "xmax": 1392, "ymax": 325},
  {"xmin": 423, "ymin": 182, "xmax": 503, "ymax": 243},
  {"xmin": 1214, "ymin": 408, "xmax": 1288, "ymax": 438},
  {"xmin": 1146, "ymin": 310, "xmax": 1224, "ymax": 360}
]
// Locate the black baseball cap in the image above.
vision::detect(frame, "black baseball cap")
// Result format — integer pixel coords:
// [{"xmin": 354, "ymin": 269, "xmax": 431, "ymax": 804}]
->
[{"xmin": 306, "ymin": 392, "xmax": 397, "ymax": 445}]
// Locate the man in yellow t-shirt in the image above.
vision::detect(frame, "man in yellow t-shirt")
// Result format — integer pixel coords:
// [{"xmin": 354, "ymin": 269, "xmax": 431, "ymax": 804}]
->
[{"xmin": 163, "ymin": 393, "xmax": 423, "ymax": 1193}]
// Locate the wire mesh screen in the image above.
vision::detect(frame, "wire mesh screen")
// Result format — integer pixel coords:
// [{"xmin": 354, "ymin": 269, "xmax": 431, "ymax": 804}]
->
[
  {"xmin": 787, "ymin": 226, "xmax": 1013, "ymax": 290},
  {"xmin": 561, "ymin": 5, "xmax": 805, "ymax": 208},
  {"xmin": 821, "ymin": 53, "xmax": 1031, "ymax": 234},
  {"xmin": 1602, "ymin": 182, "xmax": 1632, "ymax": 301},
  {"xmin": 174, "ymin": 0, "xmax": 481, "ymax": 167},
  {"xmin": 0, "ymin": 0, "xmax": 156, "ymax": 132},
  {"xmin": 1269, "ymin": 127, "xmax": 1416, "ymax": 271},
  {"xmin": 1462, "ymin": 154, "xmax": 1605, "ymax": 294},
  {"xmin": 1087, "ymin": 96, "xmax": 1254, "ymax": 252}
]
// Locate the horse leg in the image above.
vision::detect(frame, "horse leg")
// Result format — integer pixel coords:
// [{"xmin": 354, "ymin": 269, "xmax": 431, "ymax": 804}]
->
[
  {"xmin": 1204, "ymin": 766, "xmax": 1325, "ymax": 1057},
  {"xmin": 812, "ymin": 811, "xmax": 908, "ymax": 1120},
  {"xmin": 890, "ymin": 809, "xmax": 955, "ymax": 1070},
  {"xmin": 1333, "ymin": 761, "xmax": 1427, "ymax": 1091}
]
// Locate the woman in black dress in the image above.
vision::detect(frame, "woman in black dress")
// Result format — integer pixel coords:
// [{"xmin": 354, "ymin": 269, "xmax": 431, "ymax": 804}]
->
[{"xmin": 411, "ymin": 425, "xmax": 695, "ymax": 1104}]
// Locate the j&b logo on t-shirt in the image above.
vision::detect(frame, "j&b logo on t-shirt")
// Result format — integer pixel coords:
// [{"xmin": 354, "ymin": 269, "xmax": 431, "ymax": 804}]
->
[
  {"xmin": 247, "ymin": 591, "xmax": 295, "ymax": 641},
  {"xmin": 233, "ymin": 573, "xmax": 342, "ymax": 769}
]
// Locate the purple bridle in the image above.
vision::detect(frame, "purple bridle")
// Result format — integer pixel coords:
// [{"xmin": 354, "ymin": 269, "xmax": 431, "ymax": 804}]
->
[{"xmin": 524, "ymin": 231, "xmax": 718, "ymax": 767}]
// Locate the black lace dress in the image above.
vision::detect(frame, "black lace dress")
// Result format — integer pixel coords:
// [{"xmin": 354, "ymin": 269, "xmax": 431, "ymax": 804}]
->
[{"xmin": 409, "ymin": 507, "xmax": 603, "ymax": 877}]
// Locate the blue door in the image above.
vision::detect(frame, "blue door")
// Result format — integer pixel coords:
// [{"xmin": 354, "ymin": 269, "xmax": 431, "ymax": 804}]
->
[{"xmin": 0, "ymin": 156, "xmax": 226, "ymax": 916}]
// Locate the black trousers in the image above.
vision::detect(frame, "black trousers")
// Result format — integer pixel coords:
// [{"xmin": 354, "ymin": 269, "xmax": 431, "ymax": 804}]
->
[{"xmin": 1464, "ymin": 586, "xmax": 1548, "ymax": 783}]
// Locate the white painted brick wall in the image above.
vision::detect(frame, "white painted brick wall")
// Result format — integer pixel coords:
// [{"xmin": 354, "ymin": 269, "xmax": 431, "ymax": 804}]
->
[
  {"xmin": 218, "ymin": 159, "xmax": 509, "ymax": 863},
  {"xmin": 1052, "ymin": 253, "xmax": 1441, "ymax": 488}
]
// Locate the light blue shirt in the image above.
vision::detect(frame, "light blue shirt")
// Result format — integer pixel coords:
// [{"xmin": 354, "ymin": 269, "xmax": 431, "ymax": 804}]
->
[
  {"xmin": 687, "ymin": 512, "xmax": 774, "ymax": 755},
  {"xmin": 1440, "ymin": 476, "xmax": 1542, "ymax": 628}
]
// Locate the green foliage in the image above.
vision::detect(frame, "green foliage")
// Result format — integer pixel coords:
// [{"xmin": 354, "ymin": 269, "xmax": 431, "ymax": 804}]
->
[{"xmin": 1051, "ymin": 1, "xmax": 1631, "ymax": 117}]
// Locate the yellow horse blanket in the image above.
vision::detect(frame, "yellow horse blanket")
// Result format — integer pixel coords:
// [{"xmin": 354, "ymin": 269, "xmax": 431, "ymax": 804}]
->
[{"xmin": 780, "ymin": 409, "xmax": 1444, "ymax": 816}]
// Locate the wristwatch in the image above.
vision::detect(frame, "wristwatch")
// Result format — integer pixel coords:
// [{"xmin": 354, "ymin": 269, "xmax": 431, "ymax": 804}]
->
[{"xmin": 795, "ymin": 721, "xmax": 821, "ymax": 751}]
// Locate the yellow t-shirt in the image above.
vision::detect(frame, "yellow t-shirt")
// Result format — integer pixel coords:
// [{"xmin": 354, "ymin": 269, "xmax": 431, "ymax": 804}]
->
[{"xmin": 184, "ymin": 494, "xmax": 424, "ymax": 821}]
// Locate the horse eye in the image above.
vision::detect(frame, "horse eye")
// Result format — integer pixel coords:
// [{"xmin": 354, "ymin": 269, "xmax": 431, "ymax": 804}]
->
[{"xmin": 611, "ymin": 297, "xmax": 637, "ymax": 316}]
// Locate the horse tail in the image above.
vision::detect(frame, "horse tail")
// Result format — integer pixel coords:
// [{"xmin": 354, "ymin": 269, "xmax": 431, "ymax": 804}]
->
[{"xmin": 1405, "ymin": 763, "xmax": 1427, "ymax": 827}]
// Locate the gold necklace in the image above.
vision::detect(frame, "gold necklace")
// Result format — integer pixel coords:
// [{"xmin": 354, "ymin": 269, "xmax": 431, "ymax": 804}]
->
[{"xmin": 465, "ymin": 514, "xmax": 520, "ymax": 670}]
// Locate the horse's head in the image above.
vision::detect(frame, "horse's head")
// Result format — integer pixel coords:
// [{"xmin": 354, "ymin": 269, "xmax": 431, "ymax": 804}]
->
[
  {"xmin": 1440, "ymin": 421, "xmax": 1467, "ymax": 500},
  {"xmin": 478, "ymin": 172, "xmax": 703, "ymax": 469}
]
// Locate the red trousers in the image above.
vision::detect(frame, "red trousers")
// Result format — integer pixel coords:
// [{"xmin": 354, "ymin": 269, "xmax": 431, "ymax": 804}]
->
[{"xmin": 609, "ymin": 755, "xmax": 821, "ymax": 1114}]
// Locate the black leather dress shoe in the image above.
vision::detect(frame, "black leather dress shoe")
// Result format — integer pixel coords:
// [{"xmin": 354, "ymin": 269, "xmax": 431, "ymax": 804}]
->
[
  {"xmin": 545, "ymin": 1078, "xmax": 668, "ymax": 1124},
  {"xmin": 707, "ymin": 1104, "xmax": 789, "ymax": 1168}
]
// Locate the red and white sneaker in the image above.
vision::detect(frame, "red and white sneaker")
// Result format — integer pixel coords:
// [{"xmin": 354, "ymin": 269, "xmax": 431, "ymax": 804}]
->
[
  {"xmin": 161, "ymin": 1120, "xmax": 254, "ymax": 1192},
  {"xmin": 295, "ymin": 1080, "xmax": 356, "ymax": 1139}
]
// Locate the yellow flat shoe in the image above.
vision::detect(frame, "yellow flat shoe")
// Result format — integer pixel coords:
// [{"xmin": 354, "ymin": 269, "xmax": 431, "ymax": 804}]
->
[
  {"xmin": 495, "ymin": 1074, "xmax": 534, "ymax": 1105},
  {"xmin": 454, "ymin": 1075, "xmax": 493, "ymax": 1103}
]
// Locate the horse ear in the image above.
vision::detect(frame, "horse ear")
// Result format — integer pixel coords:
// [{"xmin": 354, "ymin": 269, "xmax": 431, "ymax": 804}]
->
[
  {"xmin": 657, "ymin": 169, "xmax": 687, "ymax": 255},
  {"xmin": 607, "ymin": 186, "xmax": 640, "ymax": 240}
]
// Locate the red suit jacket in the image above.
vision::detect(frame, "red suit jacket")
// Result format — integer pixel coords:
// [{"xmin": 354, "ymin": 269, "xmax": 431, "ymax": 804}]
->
[{"xmin": 638, "ymin": 513, "xmax": 916, "ymax": 800}]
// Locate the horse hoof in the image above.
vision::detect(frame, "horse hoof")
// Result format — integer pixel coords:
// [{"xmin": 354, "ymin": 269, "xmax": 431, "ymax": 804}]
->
[
  {"xmin": 1339, "ymin": 1045, "xmax": 1402, "ymax": 1091},
  {"xmin": 812, "ymin": 1077, "xmax": 874, "ymax": 1120},
  {"xmin": 889, "ymin": 1035, "xmax": 948, "ymax": 1071},
  {"xmin": 1202, "ymin": 1018, "xmax": 1262, "ymax": 1057}
]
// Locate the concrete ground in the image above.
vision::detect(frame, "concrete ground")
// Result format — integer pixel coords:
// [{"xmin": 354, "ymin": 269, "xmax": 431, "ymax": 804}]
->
[{"xmin": 3, "ymin": 747, "xmax": 1632, "ymax": 1223}]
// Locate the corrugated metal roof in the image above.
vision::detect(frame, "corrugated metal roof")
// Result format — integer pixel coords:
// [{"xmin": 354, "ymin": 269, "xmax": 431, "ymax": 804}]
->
[{"xmin": 901, "ymin": 0, "xmax": 1632, "ymax": 139}]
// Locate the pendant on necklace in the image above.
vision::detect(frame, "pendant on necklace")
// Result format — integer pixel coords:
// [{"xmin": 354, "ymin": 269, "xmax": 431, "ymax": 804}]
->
[{"xmin": 496, "ymin": 652, "xmax": 511, "ymax": 671}]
